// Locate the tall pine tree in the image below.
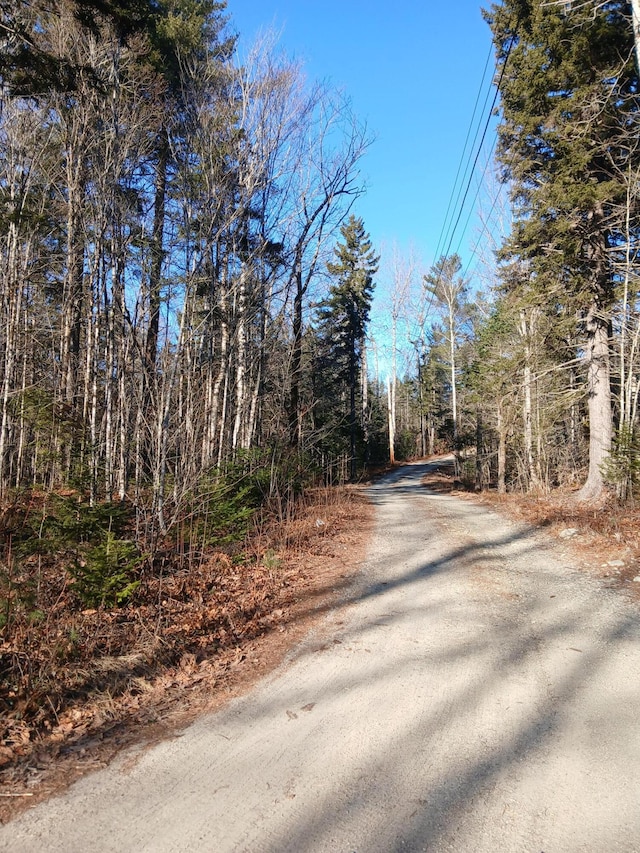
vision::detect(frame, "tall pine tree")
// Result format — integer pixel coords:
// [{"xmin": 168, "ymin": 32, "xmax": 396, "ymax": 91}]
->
[
  {"xmin": 316, "ymin": 215, "xmax": 378, "ymax": 480},
  {"xmin": 486, "ymin": 0, "xmax": 640, "ymax": 499}
]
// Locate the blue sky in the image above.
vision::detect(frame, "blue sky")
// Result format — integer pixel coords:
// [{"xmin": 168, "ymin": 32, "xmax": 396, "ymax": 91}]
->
[{"xmin": 227, "ymin": 1, "xmax": 501, "ymax": 284}]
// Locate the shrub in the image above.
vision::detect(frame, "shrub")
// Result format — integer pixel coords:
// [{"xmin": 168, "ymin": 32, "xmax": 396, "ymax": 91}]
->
[
  {"xmin": 602, "ymin": 425, "xmax": 640, "ymax": 501},
  {"xmin": 70, "ymin": 531, "xmax": 142, "ymax": 608}
]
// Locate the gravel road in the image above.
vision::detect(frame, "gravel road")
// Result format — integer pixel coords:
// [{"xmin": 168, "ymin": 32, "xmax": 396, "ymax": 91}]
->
[{"xmin": 3, "ymin": 460, "xmax": 640, "ymax": 852}]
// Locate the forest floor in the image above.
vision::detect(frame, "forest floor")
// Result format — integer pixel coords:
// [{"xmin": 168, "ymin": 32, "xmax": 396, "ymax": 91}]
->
[
  {"xmin": 0, "ymin": 485, "xmax": 374, "ymax": 822},
  {"xmin": 1, "ymin": 461, "xmax": 639, "ymax": 826}
]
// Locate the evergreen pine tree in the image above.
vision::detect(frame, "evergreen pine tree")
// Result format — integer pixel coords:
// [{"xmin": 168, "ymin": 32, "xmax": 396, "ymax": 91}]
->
[
  {"xmin": 316, "ymin": 215, "xmax": 378, "ymax": 480},
  {"xmin": 486, "ymin": 0, "xmax": 640, "ymax": 499}
]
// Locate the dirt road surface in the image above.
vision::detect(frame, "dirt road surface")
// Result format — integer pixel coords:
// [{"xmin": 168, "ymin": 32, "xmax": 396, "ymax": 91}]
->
[{"xmin": 3, "ymin": 461, "xmax": 640, "ymax": 852}]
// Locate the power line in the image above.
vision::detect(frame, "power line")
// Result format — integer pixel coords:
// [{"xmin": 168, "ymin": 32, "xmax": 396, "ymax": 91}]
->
[
  {"xmin": 431, "ymin": 42, "xmax": 495, "ymax": 266},
  {"xmin": 440, "ymin": 50, "xmax": 510, "ymax": 262},
  {"xmin": 461, "ymin": 175, "xmax": 507, "ymax": 283},
  {"xmin": 431, "ymin": 18, "xmax": 519, "ymax": 271},
  {"xmin": 453, "ymin": 133, "xmax": 498, "ymax": 261}
]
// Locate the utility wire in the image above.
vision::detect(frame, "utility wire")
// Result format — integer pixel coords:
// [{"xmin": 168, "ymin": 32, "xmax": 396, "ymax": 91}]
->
[
  {"xmin": 433, "ymin": 18, "xmax": 519, "ymax": 271},
  {"xmin": 453, "ymin": 133, "xmax": 498, "ymax": 262},
  {"xmin": 438, "ymin": 79, "xmax": 497, "ymax": 266},
  {"xmin": 461, "ymin": 175, "xmax": 505, "ymax": 282},
  {"xmin": 440, "ymin": 47, "xmax": 511, "ymax": 263},
  {"xmin": 431, "ymin": 42, "xmax": 495, "ymax": 267}
]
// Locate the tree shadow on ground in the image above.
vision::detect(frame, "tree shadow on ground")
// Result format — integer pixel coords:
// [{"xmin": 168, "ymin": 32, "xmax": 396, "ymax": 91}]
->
[{"xmin": 221, "ymin": 462, "xmax": 640, "ymax": 852}]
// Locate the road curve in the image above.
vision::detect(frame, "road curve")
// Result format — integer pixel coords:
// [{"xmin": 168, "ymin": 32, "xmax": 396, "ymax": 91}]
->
[{"xmin": 3, "ymin": 461, "xmax": 640, "ymax": 852}]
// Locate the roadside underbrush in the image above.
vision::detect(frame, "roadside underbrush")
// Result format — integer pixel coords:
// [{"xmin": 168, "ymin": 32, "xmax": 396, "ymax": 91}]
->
[{"xmin": 0, "ymin": 478, "xmax": 371, "ymax": 802}]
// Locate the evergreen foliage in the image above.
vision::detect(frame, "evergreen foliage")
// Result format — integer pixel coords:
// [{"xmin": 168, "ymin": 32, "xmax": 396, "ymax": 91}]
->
[
  {"xmin": 315, "ymin": 215, "xmax": 378, "ymax": 479},
  {"xmin": 485, "ymin": 0, "xmax": 640, "ymax": 498},
  {"xmin": 71, "ymin": 531, "xmax": 141, "ymax": 608},
  {"xmin": 487, "ymin": 0, "xmax": 637, "ymax": 292},
  {"xmin": 602, "ymin": 425, "xmax": 640, "ymax": 501}
]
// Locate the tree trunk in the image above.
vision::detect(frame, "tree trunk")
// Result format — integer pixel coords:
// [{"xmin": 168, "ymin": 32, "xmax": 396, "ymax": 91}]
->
[
  {"xmin": 0, "ymin": 221, "xmax": 21, "ymax": 495},
  {"xmin": 497, "ymin": 404, "xmax": 507, "ymax": 494},
  {"xmin": 475, "ymin": 409, "xmax": 483, "ymax": 491},
  {"xmin": 61, "ymin": 151, "xmax": 86, "ymax": 409},
  {"xmin": 428, "ymin": 387, "xmax": 436, "ymax": 456},
  {"xmin": 387, "ymin": 375, "xmax": 396, "ymax": 465},
  {"xmin": 203, "ymin": 253, "xmax": 229, "ymax": 469},
  {"xmin": 349, "ymin": 346, "xmax": 357, "ymax": 481},
  {"xmin": 389, "ymin": 308, "xmax": 397, "ymax": 464},
  {"xmin": 631, "ymin": 0, "xmax": 640, "ymax": 72},
  {"xmin": 449, "ymin": 303, "xmax": 457, "ymax": 444},
  {"xmin": 361, "ymin": 344, "xmax": 369, "ymax": 465},
  {"xmin": 578, "ymin": 303, "xmax": 612, "ymax": 501},
  {"xmin": 519, "ymin": 308, "xmax": 541, "ymax": 492},
  {"xmin": 145, "ymin": 130, "xmax": 168, "ymax": 382},
  {"xmin": 232, "ymin": 265, "xmax": 248, "ymax": 452},
  {"xmin": 288, "ymin": 264, "xmax": 303, "ymax": 447}
]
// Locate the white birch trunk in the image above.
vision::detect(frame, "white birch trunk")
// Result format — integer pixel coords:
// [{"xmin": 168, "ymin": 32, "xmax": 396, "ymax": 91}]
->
[
  {"xmin": 578, "ymin": 303, "xmax": 612, "ymax": 501},
  {"xmin": 449, "ymin": 302, "xmax": 458, "ymax": 443},
  {"xmin": 387, "ymin": 376, "xmax": 396, "ymax": 465},
  {"xmin": 0, "ymin": 222, "xmax": 22, "ymax": 494},
  {"xmin": 519, "ymin": 308, "xmax": 541, "ymax": 491},
  {"xmin": 232, "ymin": 267, "xmax": 248, "ymax": 452}
]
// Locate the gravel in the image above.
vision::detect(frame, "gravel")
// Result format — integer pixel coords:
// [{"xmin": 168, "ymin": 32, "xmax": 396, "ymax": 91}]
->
[{"xmin": 3, "ymin": 460, "xmax": 640, "ymax": 852}]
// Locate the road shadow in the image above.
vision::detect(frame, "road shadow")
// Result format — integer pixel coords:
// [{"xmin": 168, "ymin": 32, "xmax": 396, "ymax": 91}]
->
[
  {"xmin": 6, "ymin": 461, "xmax": 640, "ymax": 852},
  {"xmin": 227, "ymin": 462, "xmax": 640, "ymax": 852}
]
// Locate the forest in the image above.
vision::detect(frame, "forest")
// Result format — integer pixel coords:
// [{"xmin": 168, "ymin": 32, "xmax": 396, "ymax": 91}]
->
[
  {"xmin": 387, "ymin": 0, "xmax": 639, "ymax": 506},
  {"xmin": 0, "ymin": 0, "xmax": 638, "ymax": 775}
]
